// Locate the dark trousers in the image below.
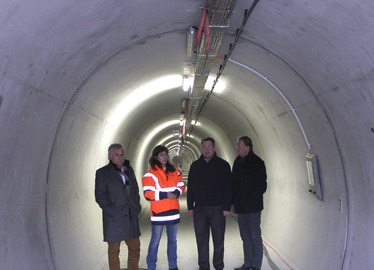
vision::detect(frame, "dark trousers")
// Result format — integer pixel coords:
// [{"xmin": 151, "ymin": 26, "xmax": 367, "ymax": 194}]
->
[
  {"xmin": 193, "ymin": 206, "xmax": 226, "ymax": 270},
  {"xmin": 238, "ymin": 212, "xmax": 263, "ymax": 269}
]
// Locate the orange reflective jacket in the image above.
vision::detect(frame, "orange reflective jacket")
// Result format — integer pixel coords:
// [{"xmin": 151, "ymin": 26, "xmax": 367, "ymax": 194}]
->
[{"xmin": 142, "ymin": 165, "xmax": 185, "ymax": 225}]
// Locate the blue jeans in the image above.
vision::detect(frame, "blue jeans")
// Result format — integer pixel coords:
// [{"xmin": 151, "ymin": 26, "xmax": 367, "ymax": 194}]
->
[
  {"xmin": 238, "ymin": 212, "xmax": 263, "ymax": 269},
  {"xmin": 146, "ymin": 223, "xmax": 178, "ymax": 270}
]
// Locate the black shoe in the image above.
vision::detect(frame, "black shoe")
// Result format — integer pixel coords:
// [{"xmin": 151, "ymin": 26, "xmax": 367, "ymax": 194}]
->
[{"xmin": 234, "ymin": 265, "xmax": 251, "ymax": 270}]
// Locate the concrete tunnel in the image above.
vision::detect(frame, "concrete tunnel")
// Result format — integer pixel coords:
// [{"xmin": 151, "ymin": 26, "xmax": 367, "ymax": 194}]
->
[{"xmin": 0, "ymin": 0, "xmax": 373, "ymax": 269}]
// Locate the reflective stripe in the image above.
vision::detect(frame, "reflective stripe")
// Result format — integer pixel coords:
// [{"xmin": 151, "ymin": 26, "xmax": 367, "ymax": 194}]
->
[
  {"xmin": 143, "ymin": 173, "xmax": 182, "ymax": 201},
  {"xmin": 162, "ymin": 187, "xmax": 179, "ymax": 192},
  {"xmin": 176, "ymin": 182, "xmax": 185, "ymax": 194},
  {"xmin": 143, "ymin": 186, "xmax": 176, "ymax": 192},
  {"xmin": 151, "ymin": 214, "xmax": 180, "ymax": 222},
  {"xmin": 143, "ymin": 185, "xmax": 155, "ymax": 191},
  {"xmin": 144, "ymin": 172, "xmax": 162, "ymax": 200},
  {"xmin": 143, "ymin": 173, "xmax": 162, "ymax": 189}
]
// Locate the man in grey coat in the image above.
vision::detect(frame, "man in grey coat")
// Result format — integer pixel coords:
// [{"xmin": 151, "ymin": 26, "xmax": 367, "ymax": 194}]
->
[{"xmin": 95, "ymin": 143, "xmax": 142, "ymax": 270}]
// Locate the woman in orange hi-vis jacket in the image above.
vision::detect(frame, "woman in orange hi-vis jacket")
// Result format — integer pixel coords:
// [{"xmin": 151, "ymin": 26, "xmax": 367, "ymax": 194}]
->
[{"xmin": 142, "ymin": 145, "xmax": 185, "ymax": 270}]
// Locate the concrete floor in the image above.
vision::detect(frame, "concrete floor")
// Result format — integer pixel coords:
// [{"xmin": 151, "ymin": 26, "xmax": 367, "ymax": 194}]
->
[{"xmin": 116, "ymin": 195, "xmax": 292, "ymax": 270}]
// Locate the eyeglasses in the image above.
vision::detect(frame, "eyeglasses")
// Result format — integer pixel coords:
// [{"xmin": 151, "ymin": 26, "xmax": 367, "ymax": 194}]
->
[{"xmin": 202, "ymin": 145, "xmax": 214, "ymax": 149}]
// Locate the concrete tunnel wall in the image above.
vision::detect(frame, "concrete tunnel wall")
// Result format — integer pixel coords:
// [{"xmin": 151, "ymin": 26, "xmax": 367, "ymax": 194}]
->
[{"xmin": 0, "ymin": 1, "xmax": 374, "ymax": 270}]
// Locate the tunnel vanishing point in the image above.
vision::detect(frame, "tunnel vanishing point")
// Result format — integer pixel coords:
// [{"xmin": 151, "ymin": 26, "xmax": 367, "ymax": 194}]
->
[{"xmin": 0, "ymin": 1, "xmax": 373, "ymax": 270}]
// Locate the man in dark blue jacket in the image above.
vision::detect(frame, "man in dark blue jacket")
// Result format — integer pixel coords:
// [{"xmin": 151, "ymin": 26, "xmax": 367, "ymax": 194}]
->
[
  {"xmin": 187, "ymin": 137, "xmax": 232, "ymax": 270},
  {"xmin": 233, "ymin": 136, "xmax": 267, "ymax": 270}
]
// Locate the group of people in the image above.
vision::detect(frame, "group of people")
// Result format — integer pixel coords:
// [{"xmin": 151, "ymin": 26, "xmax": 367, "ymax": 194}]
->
[{"xmin": 95, "ymin": 136, "xmax": 267, "ymax": 270}]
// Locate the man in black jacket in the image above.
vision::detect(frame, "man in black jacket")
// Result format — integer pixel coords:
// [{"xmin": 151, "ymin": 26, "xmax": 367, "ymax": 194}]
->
[
  {"xmin": 233, "ymin": 136, "xmax": 267, "ymax": 270},
  {"xmin": 187, "ymin": 137, "xmax": 232, "ymax": 270}
]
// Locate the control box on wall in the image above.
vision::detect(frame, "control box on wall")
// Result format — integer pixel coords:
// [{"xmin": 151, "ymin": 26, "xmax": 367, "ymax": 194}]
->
[{"xmin": 306, "ymin": 153, "xmax": 323, "ymax": 200}]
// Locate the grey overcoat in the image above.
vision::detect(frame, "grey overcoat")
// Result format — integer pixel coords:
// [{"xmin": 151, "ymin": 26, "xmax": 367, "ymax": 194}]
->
[{"xmin": 95, "ymin": 160, "xmax": 141, "ymax": 242}]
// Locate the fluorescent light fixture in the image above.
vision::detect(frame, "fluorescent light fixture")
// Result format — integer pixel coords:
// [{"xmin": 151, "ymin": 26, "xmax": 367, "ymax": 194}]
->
[
  {"xmin": 187, "ymin": 26, "xmax": 197, "ymax": 57},
  {"xmin": 183, "ymin": 75, "xmax": 194, "ymax": 92}
]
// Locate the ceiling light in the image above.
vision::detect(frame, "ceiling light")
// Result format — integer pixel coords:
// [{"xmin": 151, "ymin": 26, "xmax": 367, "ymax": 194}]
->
[
  {"xmin": 187, "ymin": 26, "xmax": 197, "ymax": 57},
  {"xmin": 183, "ymin": 75, "xmax": 194, "ymax": 92}
]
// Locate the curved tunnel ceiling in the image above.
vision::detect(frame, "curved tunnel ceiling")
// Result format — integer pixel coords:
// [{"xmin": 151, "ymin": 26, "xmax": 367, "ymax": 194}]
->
[{"xmin": 1, "ymin": 1, "xmax": 374, "ymax": 270}]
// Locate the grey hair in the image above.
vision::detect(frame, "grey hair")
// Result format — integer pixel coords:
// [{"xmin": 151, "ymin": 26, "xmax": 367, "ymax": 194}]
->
[{"xmin": 108, "ymin": 143, "xmax": 124, "ymax": 157}]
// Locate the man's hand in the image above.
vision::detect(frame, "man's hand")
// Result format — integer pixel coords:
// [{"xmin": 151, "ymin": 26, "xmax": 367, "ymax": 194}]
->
[
  {"xmin": 188, "ymin": 210, "xmax": 194, "ymax": 216},
  {"xmin": 223, "ymin": 210, "xmax": 231, "ymax": 216}
]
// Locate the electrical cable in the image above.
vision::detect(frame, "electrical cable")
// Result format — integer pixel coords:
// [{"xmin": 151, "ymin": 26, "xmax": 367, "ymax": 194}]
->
[
  {"xmin": 263, "ymin": 240, "xmax": 295, "ymax": 270},
  {"xmin": 228, "ymin": 58, "xmax": 312, "ymax": 152},
  {"xmin": 189, "ymin": 0, "xmax": 312, "ymax": 154},
  {"xmin": 231, "ymin": 214, "xmax": 294, "ymax": 270},
  {"xmin": 188, "ymin": 0, "xmax": 260, "ymax": 136}
]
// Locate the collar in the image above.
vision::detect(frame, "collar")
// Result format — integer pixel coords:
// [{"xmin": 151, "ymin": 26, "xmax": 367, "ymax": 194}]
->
[
  {"xmin": 238, "ymin": 150, "xmax": 254, "ymax": 161},
  {"xmin": 109, "ymin": 160, "xmax": 130, "ymax": 172},
  {"xmin": 199, "ymin": 152, "xmax": 217, "ymax": 162}
]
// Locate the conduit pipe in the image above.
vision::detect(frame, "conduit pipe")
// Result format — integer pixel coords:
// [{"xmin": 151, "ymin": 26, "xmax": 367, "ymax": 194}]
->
[{"xmin": 228, "ymin": 58, "xmax": 312, "ymax": 152}]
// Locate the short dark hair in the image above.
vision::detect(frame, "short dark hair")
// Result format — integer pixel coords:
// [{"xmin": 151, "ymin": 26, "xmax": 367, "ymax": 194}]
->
[
  {"xmin": 201, "ymin": 137, "xmax": 215, "ymax": 146},
  {"xmin": 149, "ymin": 145, "xmax": 176, "ymax": 173},
  {"xmin": 238, "ymin": 136, "xmax": 252, "ymax": 149},
  {"xmin": 108, "ymin": 143, "xmax": 124, "ymax": 156}
]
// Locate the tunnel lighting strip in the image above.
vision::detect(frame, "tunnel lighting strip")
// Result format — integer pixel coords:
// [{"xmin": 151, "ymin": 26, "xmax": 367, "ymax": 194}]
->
[{"xmin": 228, "ymin": 58, "xmax": 312, "ymax": 152}]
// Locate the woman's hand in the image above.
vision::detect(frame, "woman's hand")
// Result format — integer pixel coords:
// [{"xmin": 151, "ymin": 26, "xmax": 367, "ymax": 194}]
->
[{"xmin": 167, "ymin": 192, "xmax": 177, "ymax": 199}]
